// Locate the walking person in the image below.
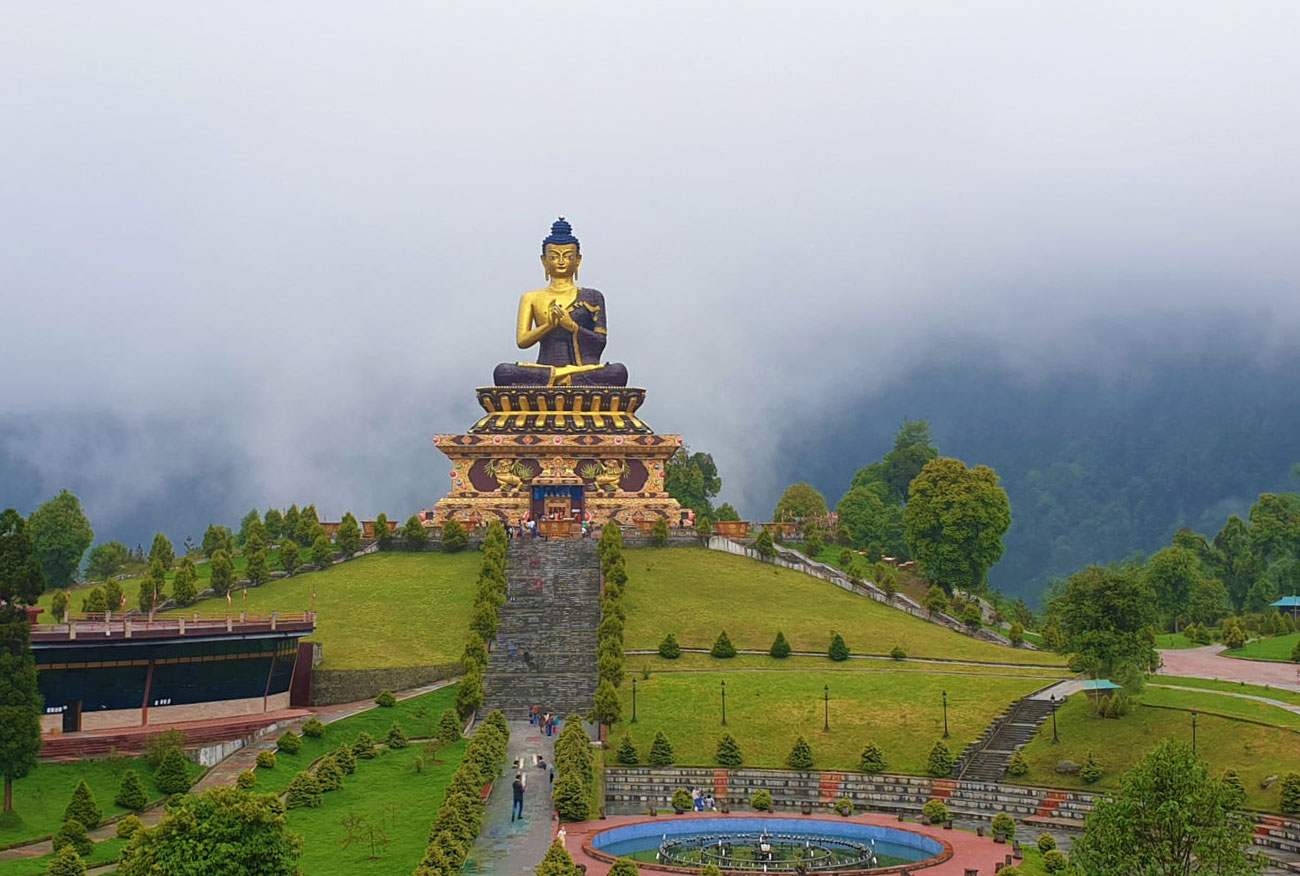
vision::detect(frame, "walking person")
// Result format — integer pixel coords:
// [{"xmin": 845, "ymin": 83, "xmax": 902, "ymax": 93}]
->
[{"xmin": 511, "ymin": 773, "xmax": 525, "ymax": 822}]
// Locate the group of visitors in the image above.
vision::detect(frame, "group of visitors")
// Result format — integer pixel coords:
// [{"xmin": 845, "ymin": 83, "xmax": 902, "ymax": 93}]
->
[
  {"xmin": 529, "ymin": 704, "xmax": 559, "ymax": 736},
  {"xmin": 505, "ymin": 510, "xmax": 595, "ymax": 539},
  {"xmin": 688, "ymin": 787, "xmax": 718, "ymax": 811}
]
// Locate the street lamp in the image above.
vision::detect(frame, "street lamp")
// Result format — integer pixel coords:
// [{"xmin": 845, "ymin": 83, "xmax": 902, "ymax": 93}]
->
[
  {"xmin": 1191, "ymin": 710, "xmax": 1198, "ymax": 755},
  {"xmin": 1050, "ymin": 695, "xmax": 1060, "ymax": 745},
  {"xmin": 721, "ymin": 680, "xmax": 727, "ymax": 726},
  {"xmin": 631, "ymin": 677, "xmax": 637, "ymax": 723},
  {"xmin": 942, "ymin": 690, "xmax": 950, "ymax": 739},
  {"xmin": 824, "ymin": 685, "xmax": 830, "ymax": 732}
]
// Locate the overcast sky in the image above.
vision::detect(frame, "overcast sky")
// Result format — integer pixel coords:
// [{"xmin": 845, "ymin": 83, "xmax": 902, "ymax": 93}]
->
[{"xmin": 3, "ymin": 2, "xmax": 1299, "ymax": 538}]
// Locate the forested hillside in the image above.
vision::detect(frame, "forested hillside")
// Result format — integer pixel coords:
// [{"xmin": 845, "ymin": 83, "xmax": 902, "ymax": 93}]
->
[{"xmin": 775, "ymin": 343, "xmax": 1300, "ymax": 604}]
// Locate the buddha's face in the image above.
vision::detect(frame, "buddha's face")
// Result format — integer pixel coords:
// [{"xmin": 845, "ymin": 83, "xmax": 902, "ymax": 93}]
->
[{"xmin": 542, "ymin": 244, "xmax": 581, "ymax": 279}]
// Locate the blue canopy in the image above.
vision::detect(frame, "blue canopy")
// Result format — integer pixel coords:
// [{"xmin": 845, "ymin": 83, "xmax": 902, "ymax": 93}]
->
[
  {"xmin": 1270, "ymin": 596, "xmax": 1300, "ymax": 608},
  {"xmin": 1082, "ymin": 680, "xmax": 1121, "ymax": 692}
]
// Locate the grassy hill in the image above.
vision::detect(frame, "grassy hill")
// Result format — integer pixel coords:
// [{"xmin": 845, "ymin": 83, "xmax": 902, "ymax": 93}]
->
[
  {"xmin": 623, "ymin": 548, "xmax": 1065, "ymax": 666},
  {"xmin": 162, "ymin": 552, "xmax": 481, "ymax": 669}
]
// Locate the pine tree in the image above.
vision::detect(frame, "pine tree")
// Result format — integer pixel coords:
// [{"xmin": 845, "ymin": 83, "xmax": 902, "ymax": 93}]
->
[
  {"xmin": 551, "ymin": 772, "xmax": 589, "ymax": 823},
  {"xmin": 333, "ymin": 745, "xmax": 356, "ymax": 775},
  {"xmin": 82, "ymin": 588, "xmax": 107, "ymax": 614},
  {"xmin": 860, "ymin": 741, "xmax": 885, "ymax": 773},
  {"xmin": 1279, "ymin": 772, "xmax": 1300, "ymax": 815},
  {"xmin": 615, "ymin": 734, "xmax": 639, "ymax": 765},
  {"xmin": 114, "ymin": 769, "xmax": 149, "ymax": 810},
  {"xmin": 373, "ymin": 512, "xmax": 392, "ymax": 547},
  {"xmin": 336, "ymin": 512, "xmax": 362, "ymax": 555},
  {"xmin": 1006, "ymin": 749, "xmax": 1029, "ymax": 777},
  {"xmin": 352, "ymin": 731, "xmax": 377, "ymax": 758},
  {"xmin": 263, "ymin": 508, "xmax": 284, "ymax": 540},
  {"xmin": 588, "ymin": 679, "xmax": 622, "ymax": 728},
  {"xmin": 715, "ymin": 733, "xmax": 743, "ymax": 767},
  {"xmin": 51, "ymin": 819, "xmax": 92, "ymax": 857},
  {"xmin": 244, "ymin": 549, "xmax": 269, "ymax": 586},
  {"xmin": 650, "ymin": 518, "xmax": 670, "ymax": 546},
  {"xmin": 658, "ymin": 632, "xmax": 681, "ymax": 659},
  {"xmin": 607, "ymin": 859, "xmax": 641, "ymax": 876},
  {"xmin": 154, "ymin": 748, "xmax": 192, "ymax": 795},
  {"xmin": 311, "ymin": 535, "xmax": 333, "ymax": 568},
  {"xmin": 148, "ymin": 532, "xmax": 175, "ymax": 570},
  {"xmin": 285, "ymin": 771, "xmax": 322, "ymax": 808},
  {"xmin": 442, "ymin": 519, "xmax": 468, "ymax": 553},
  {"xmin": 63, "ymin": 780, "xmax": 102, "ymax": 828},
  {"xmin": 648, "ymin": 731, "xmax": 674, "ymax": 766},
  {"xmin": 386, "ymin": 722, "xmax": 409, "ymax": 749},
  {"xmin": 1220, "ymin": 769, "xmax": 1246, "ymax": 809},
  {"xmin": 209, "ymin": 549, "xmax": 234, "ymax": 595},
  {"xmin": 46, "ymin": 845, "xmax": 86, "ymax": 876},
  {"xmin": 171, "ymin": 557, "xmax": 198, "ymax": 606},
  {"xmin": 787, "ymin": 736, "xmax": 814, "ymax": 770},
  {"xmin": 828, "ymin": 632, "xmax": 850, "ymax": 661},
  {"xmin": 138, "ymin": 559, "xmax": 166, "ymax": 611},
  {"xmin": 279, "ymin": 539, "xmax": 300, "ymax": 574},
  {"xmin": 402, "ymin": 515, "xmax": 427, "ymax": 550},
  {"xmin": 315, "ymin": 757, "xmax": 344, "ymax": 792},
  {"xmin": 536, "ymin": 838, "xmax": 581, "ymax": 876},
  {"xmin": 927, "ymin": 741, "xmax": 954, "ymax": 777},
  {"xmin": 1080, "ymin": 752, "xmax": 1103, "ymax": 784},
  {"xmin": 50, "ymin": 589, "xmax": 69, "ymax": 622},
  {"xmin": 769, "ymin": 630, "xmax": 791, "ymax": 658},
  {"xmin": 436, "ymin": 709, "xmax": 463, "ymax": 746},
  {"xmin": 710, "ymin": 630, "xmax": 737, "ymax": 658}
]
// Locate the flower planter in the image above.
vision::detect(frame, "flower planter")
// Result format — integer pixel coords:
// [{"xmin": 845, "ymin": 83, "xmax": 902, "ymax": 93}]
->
[
  {"xmin": 713, "ymin": 520, "xmax": 750, "ymax": 538},
  {"xmin": 801, "ymin": 802, "xmax": 813, "ymax": 815}
]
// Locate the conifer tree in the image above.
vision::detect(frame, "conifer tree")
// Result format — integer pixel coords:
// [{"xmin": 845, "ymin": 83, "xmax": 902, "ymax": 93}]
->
[
  {"xmin": 279, "ymin": 540, "xmax": 300, "ymax": 574},
  {"xmin": 537, "ymin": 838, "xmax": 582, "ymax": 876},
  {"xmin": 648, "ymin": 731, "xmax": 674, "ymax": 766},
  {"xmin": 50, "ymin": 589, "xmax": 69, "ymax": 622},
  {"xmin": 285, "ymin": 771, "xmax": 322, "ymax": 808},
  {"xmin": 373, "ymin": 513, "xmax": 392, "ymax": 547},
  {"xmin": 787, "ymin": 736, "xmax": 814, "ymax": 770},
  {"xmin": 828, "ymin": 631, "xmax": 850, "ymax": 661},
  {"xmin": 171, "ymin": 557, "xmax": 198, "ymax": 606},
  {"xmin": 63, "ymin": 780, "xmax": 102, "ymax": 828},
  {"xmin": 386, "ymin": 722, "xmax": 409, "ymax": 749},
  {"xmin": 138, "ymin": 559, "xmax": 166, "ymax": 611},
  {"xmin": 82, "ymin": 588, "xmax": 108, "ymax": 614},
  {"xmin": 209, "ymin": 549, "xmax": 234, "ymax": 595},
  {"xmin": 927, "ymin": 741, "xmax": 954, "ymax": 777},
  {"xmin": 51, "ymin": 819, "xmax": 92, "ymax": 857},
  {"xmin": 336, "ymin": 512, "xmax": 362, "ymax": 555},
  {"xmin": 860, "ymin": 741, "xmax": 886, "ymax": 773},
  {"xmin": 436, "ymin": 709, "xmax": 463, "ymax": 746},
  {"xmin": 153, "ymin": 748, "xmax": 192, "ymax": 795},
  {"xmin": 715, "ymin": 733, "xmax": 743, "ymax": 767},
  {"xmin": 315, "ymin": 757, "xmax": 344, "ymax": 792},
  {"xmin": 710, "ymin": 630, "xmax": 737, "ymax": 658},
  {"xmin": 402, "ymin": 515, "xmax": 427, "ymax": 550},
  {"xmin": 311, "ymin": 535, "xmax": 333, "ymax": 568},
  {"xmin": 46, "ymin": 845, "xmax": 86, "ymax": 876},
  {"xmin": 114, "ymin": 769, "xmax": 149, "ymax": 810},
  {"xmin": 615, "ymin": 734, "xmax": 639, "ymax": 765},
  {"xmin": 148, "ymin": 533, "xmax": 175, "ymax": 571},
  {"xmin": 263, "ymin": 508, "xmax": 284, "ymax": 540},
  {"xmin": 1006, "ymin": 749, "xmax": 1028, "ymax": 777},
  {"xmin": 442, "ymin": 519, "xmax": 468, "ymax": 553},
  {"xmin": 769, "ymin": 630, "xmax": 791, "ymax": 658},
  {"xmin": 244, "ymin": 548, "xmax": 269, "ymax": 586}
]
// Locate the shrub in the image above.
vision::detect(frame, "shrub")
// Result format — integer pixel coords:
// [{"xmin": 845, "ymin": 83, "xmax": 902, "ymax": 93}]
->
[
  {"xmin": 650, "ymin": 518, "xmax": 670, "ymax": 546},
  {"xmin": 316, "ymin": 756, "xmax": 345, "ymax": 792},
  {"xmin": 375, "ymin": 689, "xmax": 397, "ymax": 707},
  {"xmin": 787, "ymin": 736, "xmax": 814, "ymax": 770},
  {"xmin": 116, "ymin": 814, "xmax": 144, "ymax": 839},
  {"xmin": 51, "ymin": 819, "xmax": 92, "ymax": 857},
  {"xmin": 1280, "ymin": 772, "xmax": 1300, "ymax": 815},
  {"xmin": 333, "ymin": 744, "xmax": 357, "ymax": 774},
  {"xmin": 991, "ymin": 812, "xmax": 1016, "ymax": 839},
  {"xmin": 552, "ymin": 772, "xmax": 589, "ymax": 822},
  {"xmin": 804, "ymin": 529, "xmax": 824, "ymax": 557},
  {"xmin": 45, "ymin": 846, "xmax": 86, "ymax": 876},
  {"xmin": 386, "ymin": 722, "xmax": 409, "ymax": 749},
  {"xmin": 235, "ymin": 770, "xmax": 257, "ymax": 790},
  {"xmin": 1008, "ymin": 621, "xmax": 1025, "ymax": 646},
  {"xmin": 922, "ymin": 799, "xmax": 948, "ymax": 824},
  {"xmin": 301, "ymin": 717, "xmax": 326, "ymax": 738},
  {"xmin": 710, "ymin": 630, "xmax": 737, "ymax": 658},
  {"xmin": 1080, "ymin": 751, "xmax": 1103, "ymax": 784},
  {"xmin": 828, "ymin": 632, "xmax": 849, "ymax": 661},
  {"xmin": 311, "ymin": 534, "xmax": 333, "ymax": 568},
  {"xmin": 648, "ymin": 731, "xmax": 674, "ymax": 766},
  {"xmin": 1042, "ymin": 849, "xmax": 1068, "ymax": 873},
  {"xmin": 671, "ymin": 788, "xmax": 693, "ymax": 811},
  {"xmin": 276, "ymin": 730, "xmax": 302, "ymax": 754},
  {"xmin": 353, "ymin": 731, "xmax": 377, "ymax": 758},
  {"xmin": 755, "ymin": 529, "xmax": 776, "ymax": 559},
  {"xmin": 537, "ymin": 838, "xmax": 581, "ymax": 876},
  {"xmin": 860, "ymin": 741, "xmax": 885, "ymax": 773},
  {"xmin": 1037, "ymin": 832, "xmax": 1057, "ymax": 853},
  {"xmin": 750, "ymin": 789, "xmax": 774, "ymax": 812},
  {"xmin": 716, "ymin": 733, "xmax": 743, "ymax": 767},
  {"xmin": 285, "ymin": 771, "xmax": 323, "ymax": 809},
  {"xmin": 1221, "ymin": 769, "xmax": 1246, "ymax": 809},
  {"xmin": 436, "ymin": 709, "xmax": 463, "ymax": 746},
  {"xmin": 154, "ymin": 748, "xmax": 192, "ymax": 795},
  {"xmin": 1292, "ymin": 638, "xmax": 1300, "ymax": 663},
  {"xmin": 769, "ymin": 630, "xmax": 791, "ymax": 658},
  {"xmin": 145, "ymin": 727, "xmax": 185, "ymax": 768},
  {"xmin": 699, "ymin": 867, "xmax": 722, "ymax": 876},
  {"xmin": 962, "ymin": 602, "xmax": 982, "ymax": 630},
  {"xmin": 890, "ymin": 645, "xmax": 907, "ymax": 660},
  {"xmin": 256, "ymin": 749, "xmax": 278, "ymax": 769},
  {"xmin": 658, "ymin": 632, "xmax": 682, "ymax": 659},
  {"xmin": 608, "ymin": 859, "xmax": 641, "ymax": 876},
  {"xmin": 456, "ymin": 667, "xmax": 484, "ymax": 718},
  {"xmin": 1007, "ymin": 749, "xmax": 1029, "ymax": 777},
  {"xmin": 114, "ymin": 769, "xmax": 148, "ymax": 810},
  {"xmin": 279, "ymin": 539, "xmax": 300, "ymax": 574},
  {"xmin": 834, "ymin": 796, "xmax": 853, "ymax": 816},
  {"xmin": 927, "ymin": 741, "xmax": 954, "ymax": 777},
  {"xmin": 442, "ymin": 519, "xmax": 468, "ymax": 552},
  {"xmin": 616, "ymin": 734, "xmax": 639, "ymax": 765}
]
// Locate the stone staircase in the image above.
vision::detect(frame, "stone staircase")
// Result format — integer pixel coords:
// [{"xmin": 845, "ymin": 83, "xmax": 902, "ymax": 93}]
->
[
  {"xmin": 954, "ymin": 696, "xmax": 1057, "ymax": 783},
  {"xmin": 481, "ymin": 538, "xmax": 601, "ymax": 719}
]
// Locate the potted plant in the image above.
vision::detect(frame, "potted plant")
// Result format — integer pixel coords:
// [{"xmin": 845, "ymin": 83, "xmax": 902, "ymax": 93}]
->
[
  {"xmin": 714, "ymin": 520, "xmax": 750, "ymax": 538},
  {"xmin": 671, "ymin": 788, "xmax": 693, "ymax": 815}
]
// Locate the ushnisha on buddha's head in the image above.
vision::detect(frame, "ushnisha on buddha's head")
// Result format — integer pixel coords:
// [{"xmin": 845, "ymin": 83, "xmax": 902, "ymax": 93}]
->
[{"xmin": 541, "ymin": 217, "xmax": 581, "ymax": 281}]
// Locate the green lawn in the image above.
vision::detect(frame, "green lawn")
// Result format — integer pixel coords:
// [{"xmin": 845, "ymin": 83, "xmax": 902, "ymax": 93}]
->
[
  {"xmin": 1010, "ymin": 694, "xmax": 1300, "ymax": 811},
  {"xmin": 624, "ymin": 549, "xmax": 1066, "ymax": 666},
  {"xmin": 629, "ymin": 652, "xmax": 1074, "ymax": 679},
  {"xmin": 608, "ymin": 670, "xmax": 1046, "ymax": 775},
  {"xmin": 0, "ymin": 758, "xmax": 204, "ymax": 847},
  {"xmin": 1224, "ymin": 632, "xmax": 1300, "ymax": 663},
  {"xmin": 1141, "ymin": 687, "xmax": 1300, "ymax": 730},
  {"xmin": 1154, "ymin": 675, "xmax": 1300, "ymax": 707},
  {"xmin": 159, "ymin": 552, "xmax": 480, "ymax": 669},
  {"xmin": 251, "ymin": 686, "xmax": 460, "ymax": 796},
  {"xmin": 37, "ymin": 553, "xmax": 266, "ymax": 615},
  {"xmin": 289, "ymin": 738, "xmax": 467, "ymax": 876},
  {"xmin": 0, "ymin": 838, "xmax": 125, "ymax": 876}
]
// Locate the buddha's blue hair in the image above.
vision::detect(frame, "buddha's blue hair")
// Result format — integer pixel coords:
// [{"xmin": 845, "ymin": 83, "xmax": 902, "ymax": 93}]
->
[{"xmin": 542, "ymin": 217, "xmax": 579, "ymax": 254}]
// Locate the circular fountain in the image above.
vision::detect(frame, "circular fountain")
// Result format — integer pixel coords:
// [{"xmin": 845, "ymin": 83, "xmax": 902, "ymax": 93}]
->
[{"xmin": 587, "ymin": 816, "xmax": 949, "ymax": 873}]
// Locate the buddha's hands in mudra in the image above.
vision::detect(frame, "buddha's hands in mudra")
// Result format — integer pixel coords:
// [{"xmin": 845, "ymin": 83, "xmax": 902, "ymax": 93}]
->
[{"xmin": 550, "ymin": 302, "xmax": 579, "ymax": 333}]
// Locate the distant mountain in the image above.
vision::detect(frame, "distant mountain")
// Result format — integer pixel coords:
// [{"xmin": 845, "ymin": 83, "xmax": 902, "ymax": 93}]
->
[{"xmin": 772, "ymin": 338, "xmax": 1300, "ymax": 604}]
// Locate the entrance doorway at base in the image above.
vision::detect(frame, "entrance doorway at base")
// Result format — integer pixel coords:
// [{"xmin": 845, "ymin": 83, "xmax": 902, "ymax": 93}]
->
[
  {"xmin": 62, "ymin": 701, "xmax": 81, "ymax": 733},
  {"xmin": 532, "ymin": 484, "xmax": 585, "ymax": 521}
]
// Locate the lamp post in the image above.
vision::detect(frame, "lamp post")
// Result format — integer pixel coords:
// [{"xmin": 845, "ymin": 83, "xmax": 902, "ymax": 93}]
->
[
  {"xmin": 721, "ymin": 680, "xmax": 727, "ymax": 726},
  {"xmin": 1191, "ymin": 710, "xmax": 1198, "ymax": 755},
  {"xmin": 942, "ymin": 690, "xmax": 950, "ymax": 739},
  {"xmin": 631, "ymin": 677, "xmax": 637, "ymax": 723},
  {"xmin": 824, "ymin": 685, "xmax": 830, "ymax": 732},
  {"xmin": 1050, "ymin": 695, "xmax": 1060, "ymax": 745}
]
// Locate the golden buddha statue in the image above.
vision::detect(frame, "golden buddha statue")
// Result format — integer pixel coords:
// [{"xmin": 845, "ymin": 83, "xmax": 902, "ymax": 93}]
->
[{"xmin": 493, "ymin": 218, "xmax": 629, "ymax": 387}]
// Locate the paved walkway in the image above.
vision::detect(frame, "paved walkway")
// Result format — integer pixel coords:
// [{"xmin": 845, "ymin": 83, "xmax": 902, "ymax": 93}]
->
[
  {"xmin": 1148, "ymin": 683, "xmax": 1300, "ymax": 716},
  {"xmin": 626, "ymin": 647, "xmax": 1067, "ymax": 671},
  {"xmin": 1158, "ymin": 645, "xmax": 1300, "ymax": 692},
  {"xmin": 463, "ymin": 720, "xmax": 557, "ymax": 875}
]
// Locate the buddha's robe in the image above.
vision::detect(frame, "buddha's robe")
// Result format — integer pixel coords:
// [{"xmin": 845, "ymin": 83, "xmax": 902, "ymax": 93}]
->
[{"xmin": 493, "ymin": 287, "xmax": 629, "ymax": 387}]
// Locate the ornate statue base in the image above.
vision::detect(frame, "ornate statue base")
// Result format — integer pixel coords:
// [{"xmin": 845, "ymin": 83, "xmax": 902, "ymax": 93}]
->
[{"xmin": 431, "ymin": 386, "xmax": 682, "ymax": 529}]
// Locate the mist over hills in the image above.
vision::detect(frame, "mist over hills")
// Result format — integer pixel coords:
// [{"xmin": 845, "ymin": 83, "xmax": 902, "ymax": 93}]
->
[{"xmin": 772, "ymin": 324, "xmax": 1300, "ymax": 604}]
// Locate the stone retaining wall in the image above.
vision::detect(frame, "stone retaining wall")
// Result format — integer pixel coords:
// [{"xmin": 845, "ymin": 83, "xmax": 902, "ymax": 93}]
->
[{"xmin": 308, "ymin": 662, "xmax": 460, "ymax": 705}]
